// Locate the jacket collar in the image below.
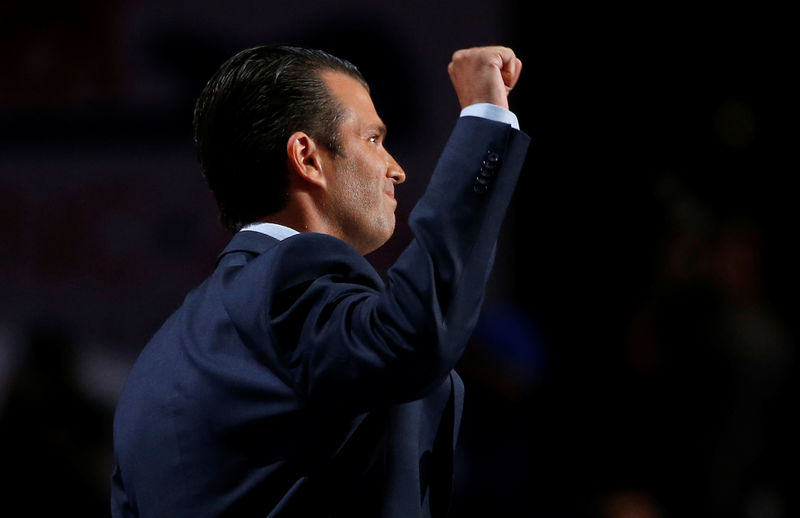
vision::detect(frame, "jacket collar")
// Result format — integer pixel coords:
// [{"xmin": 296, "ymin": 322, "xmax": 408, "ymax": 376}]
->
[{"xmin": 215, "ymin": 230, "xmax": 280, "ymax": 267}]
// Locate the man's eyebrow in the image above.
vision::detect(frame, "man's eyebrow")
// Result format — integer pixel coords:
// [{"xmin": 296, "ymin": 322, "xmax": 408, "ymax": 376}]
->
[{"xmin": 367, "ymin": 123, "xmax": 387, "ymax": 136}]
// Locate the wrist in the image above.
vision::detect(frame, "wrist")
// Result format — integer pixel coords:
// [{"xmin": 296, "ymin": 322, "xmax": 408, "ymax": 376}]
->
[{"xmin": 460, "ymin": 103, "xmax": 520, "ymax": 130}]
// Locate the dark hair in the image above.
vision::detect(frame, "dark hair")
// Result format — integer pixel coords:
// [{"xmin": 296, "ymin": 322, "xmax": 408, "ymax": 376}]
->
[{"xmin": 192, "ymin": 45, "xmax": 368, "ymax": 232}]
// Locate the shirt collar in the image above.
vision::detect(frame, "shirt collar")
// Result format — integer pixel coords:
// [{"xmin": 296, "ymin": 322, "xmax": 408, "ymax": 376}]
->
[{"xmin": 239, "ymin": 222, "xmax": 299, "ymax": 241}]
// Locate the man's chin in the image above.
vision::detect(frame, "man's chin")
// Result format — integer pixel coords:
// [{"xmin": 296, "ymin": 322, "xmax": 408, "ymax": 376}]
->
[{"xmin": 361, "ymin": 224, "xmax": 395, "ymax": 256}]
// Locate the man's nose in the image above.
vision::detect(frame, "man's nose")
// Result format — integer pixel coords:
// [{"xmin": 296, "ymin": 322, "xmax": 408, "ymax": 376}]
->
[{"xmin": 387, "ymin": 154, "xmax": 406, "ymax": 184}]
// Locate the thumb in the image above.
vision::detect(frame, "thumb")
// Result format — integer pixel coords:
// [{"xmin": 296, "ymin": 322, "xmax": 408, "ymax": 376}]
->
[{"xmin": 501, "ymin": 57, "xmax": 522, "ymax": 91}]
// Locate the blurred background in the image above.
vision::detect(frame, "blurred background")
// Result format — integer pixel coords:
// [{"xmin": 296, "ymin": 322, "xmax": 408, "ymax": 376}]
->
[{"xmin": 0, "ymin": 1, "xmax": 796, "ymax": 516}]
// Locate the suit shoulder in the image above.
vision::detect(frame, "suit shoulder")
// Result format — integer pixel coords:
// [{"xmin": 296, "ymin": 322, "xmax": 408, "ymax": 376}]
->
[{"xmin": 226, "ymin": 232, "xmax": 383, "ymax": 293}]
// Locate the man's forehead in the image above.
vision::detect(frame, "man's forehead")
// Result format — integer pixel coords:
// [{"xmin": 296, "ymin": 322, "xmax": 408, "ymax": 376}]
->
[
  {"xmin": 321, "ymin": 69, "xmax": 366, "ymax": 92},
  {"xmin": 322, "ymin": 70, "xmax": 382, "ymax": 125}
]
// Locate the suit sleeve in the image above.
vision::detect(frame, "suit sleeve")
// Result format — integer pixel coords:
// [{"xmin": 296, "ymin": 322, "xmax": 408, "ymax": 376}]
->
[{"xmin": 237, "ymin": 117, "xmax": 530, "ymax": 413}]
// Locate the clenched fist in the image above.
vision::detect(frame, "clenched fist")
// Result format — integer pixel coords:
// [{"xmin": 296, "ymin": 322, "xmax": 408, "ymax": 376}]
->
[{"xmin": 447, "ymin": 46, "xmax": 522, "ymax": 110}]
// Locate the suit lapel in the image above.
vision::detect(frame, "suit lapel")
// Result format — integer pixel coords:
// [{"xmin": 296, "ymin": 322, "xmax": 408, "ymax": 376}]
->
[{"xmin": 429, "ymin": 371, "xmax": 465, "ymax": 517}]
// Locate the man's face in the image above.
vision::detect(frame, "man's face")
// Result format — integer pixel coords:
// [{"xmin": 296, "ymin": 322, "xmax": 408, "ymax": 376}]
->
[{"xmin": 320, "ymin": 71, "xmax": 406, "ymax": 255}]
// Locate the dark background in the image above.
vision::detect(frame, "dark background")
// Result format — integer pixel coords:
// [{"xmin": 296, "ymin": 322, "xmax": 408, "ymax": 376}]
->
[{"xmin": 0, "ymin": 2, "xmax": 796, "ymax": 516}]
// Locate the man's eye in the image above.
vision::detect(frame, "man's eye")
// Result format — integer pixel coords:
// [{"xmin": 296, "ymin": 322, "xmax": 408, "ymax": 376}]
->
[{"xmin": 369, "ymin": 135, "xmax": 379, "ymax": 143}]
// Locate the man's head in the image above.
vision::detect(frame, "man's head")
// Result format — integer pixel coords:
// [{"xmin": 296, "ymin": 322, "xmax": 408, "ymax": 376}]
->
[
  {"xmin": 300, "ymin": 71, "xmax": 406, "ymax": 255},
  {"xmin": 192, "ymin": 45, "xmax": 369, "ymax": 232}
]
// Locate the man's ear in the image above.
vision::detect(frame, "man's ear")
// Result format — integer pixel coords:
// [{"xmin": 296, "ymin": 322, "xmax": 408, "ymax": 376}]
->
[{"xmin": 286, "ymin": 132, "xmax": 327, "ymax": 189}]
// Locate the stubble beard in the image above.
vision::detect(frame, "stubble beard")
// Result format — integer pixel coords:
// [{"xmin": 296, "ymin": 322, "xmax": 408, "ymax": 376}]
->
[{"xmin": 331, "ymin": 157, "xmax": 394, "ymax": 254}]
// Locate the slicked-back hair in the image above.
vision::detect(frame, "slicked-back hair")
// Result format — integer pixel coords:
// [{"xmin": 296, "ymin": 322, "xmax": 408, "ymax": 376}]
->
[{"xmin": 193, "ymin": 45, "xmax": 368, "ymax": 232}]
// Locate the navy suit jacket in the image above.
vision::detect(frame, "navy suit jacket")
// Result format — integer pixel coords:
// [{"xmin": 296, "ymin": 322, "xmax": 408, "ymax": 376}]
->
[{"xmin": 111, "ymin": 116, "xmax": 530, "ymax": 517}]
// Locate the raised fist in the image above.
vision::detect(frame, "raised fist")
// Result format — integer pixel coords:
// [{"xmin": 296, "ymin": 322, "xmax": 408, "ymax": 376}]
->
[{"xmin": 447, "ymin": 46, "xmax": 522, "ymax": 110}]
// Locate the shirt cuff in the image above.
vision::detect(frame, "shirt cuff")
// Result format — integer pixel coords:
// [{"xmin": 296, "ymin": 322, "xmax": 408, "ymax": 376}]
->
[{"xmin": 460, "ymin": 103, "xmax": 520, "ymax": 130}]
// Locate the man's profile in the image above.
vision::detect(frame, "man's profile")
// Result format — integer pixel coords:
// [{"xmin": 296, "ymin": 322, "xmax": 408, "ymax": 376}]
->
[{"xmin": 111, "ymin": 44, "xmax": 529, "ymax": 517}]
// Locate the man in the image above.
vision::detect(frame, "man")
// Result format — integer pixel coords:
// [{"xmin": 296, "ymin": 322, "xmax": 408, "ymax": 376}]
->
[{"xmin": 112, "ymin": 44, "xmax": 529, "ymax": 517}]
